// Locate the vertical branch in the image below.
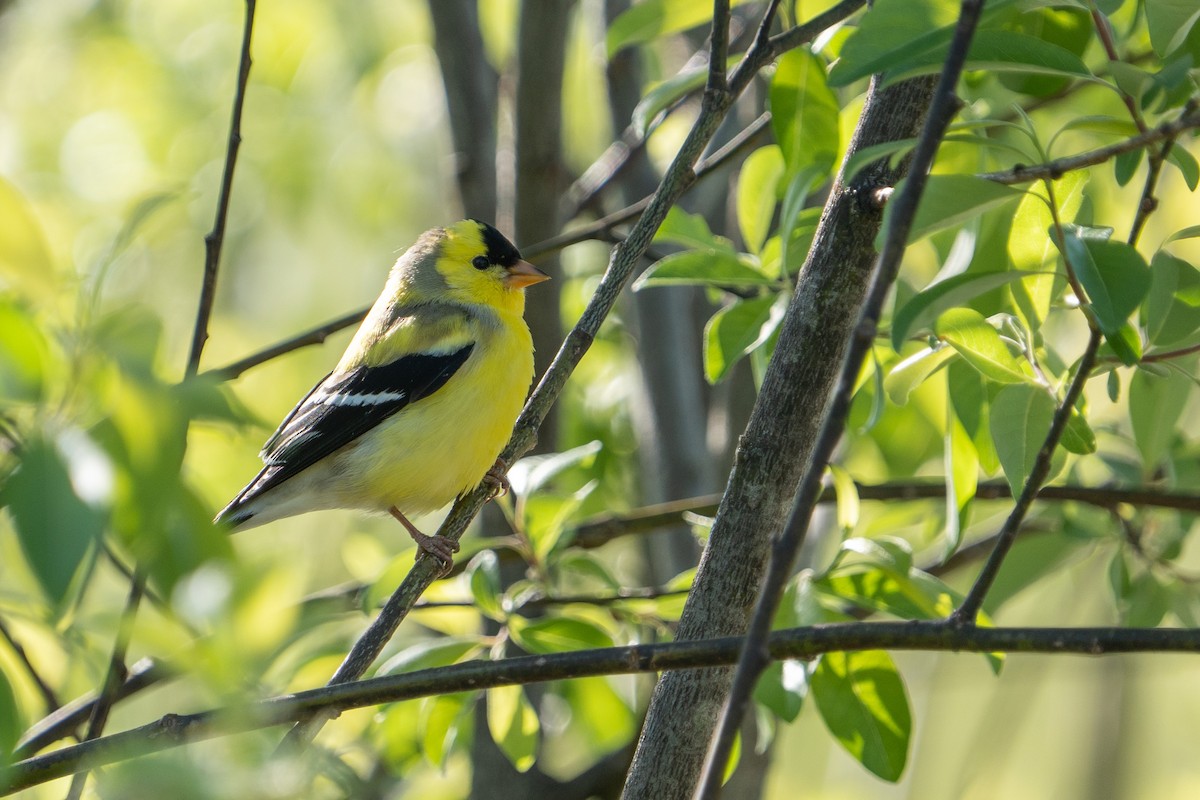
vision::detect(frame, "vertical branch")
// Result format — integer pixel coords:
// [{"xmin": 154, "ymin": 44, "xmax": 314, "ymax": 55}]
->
[
  {"xmin": 695, "ymin": 0, "xmax": 990, "ymax": 788},
  {"xmin": 65, "ymin": 3, "xmax": 256, "ymax": 797},
  {"xmin": 187, "ymin": 0, "xmax": 257, "ymax": 379},
  {"xmin": 426, "ymin": 0, "xmax": 499, "ymax": 220},
  {"xmin": 514, "ymin": 0, "xmax": 575, "ymax": 450},
  {"xmin": 707, "ymin": 0, "xmax": 731, "ymax": 92}
]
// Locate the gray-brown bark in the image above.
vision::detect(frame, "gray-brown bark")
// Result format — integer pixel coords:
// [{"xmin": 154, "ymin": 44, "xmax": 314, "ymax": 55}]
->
[
  {"xmin": 427, "ymin": 0, "xmax": 498, "ymax": 221},
  {"xmin": 512, "ymin": 0, "xmax": 575, "ymax": 450},
  {"xmin": 621, "ymin": 75, "xmax": 939, "ymax": 800}
]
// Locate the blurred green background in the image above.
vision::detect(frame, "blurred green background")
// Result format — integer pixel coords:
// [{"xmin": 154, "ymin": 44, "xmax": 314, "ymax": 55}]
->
[{"xmin": 2, "ymin": 0, "xmax": 1200, "ymax": 798}]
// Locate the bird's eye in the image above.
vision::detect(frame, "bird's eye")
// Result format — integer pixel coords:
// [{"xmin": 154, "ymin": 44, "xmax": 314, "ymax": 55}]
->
[{"xmin": 472, "ymin": 255, "xmax": 490, "ymax": 271}]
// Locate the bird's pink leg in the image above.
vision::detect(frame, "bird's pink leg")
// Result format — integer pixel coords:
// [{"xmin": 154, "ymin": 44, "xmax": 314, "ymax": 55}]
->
[{"xmin": 389, "ymin": 506, "xmax": 458, "ymax": 576}]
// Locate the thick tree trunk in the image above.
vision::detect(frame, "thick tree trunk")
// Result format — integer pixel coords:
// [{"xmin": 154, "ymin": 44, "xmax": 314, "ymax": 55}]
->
[{"xmin": 621, "ymin": 75, "xmax": 938, "ymax": 800}]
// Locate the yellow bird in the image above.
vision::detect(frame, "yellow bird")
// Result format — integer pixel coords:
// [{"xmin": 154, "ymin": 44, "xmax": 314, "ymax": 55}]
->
[{"xmin": 215, "ymin": 220, "xmax": 549, "ymax": 571}]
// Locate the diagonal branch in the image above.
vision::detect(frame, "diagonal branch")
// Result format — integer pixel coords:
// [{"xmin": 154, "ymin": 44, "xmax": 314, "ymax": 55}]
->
[
  {"xmin": 977, "ymin": 106, "xmax": 1200, "ymax": 185},
  {"xmin": 276, "ymin": 0, "xmax": 854, "ymax": 752}
]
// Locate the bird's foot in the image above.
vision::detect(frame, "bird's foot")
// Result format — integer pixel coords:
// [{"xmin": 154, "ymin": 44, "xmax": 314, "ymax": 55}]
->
[
  {"xmin": 483, "ymin": 457, "xmax": 511, "ymax": 500},
  {"xmin": 389, "ymin": 506, "xmax": 458, "ymax": 577}
]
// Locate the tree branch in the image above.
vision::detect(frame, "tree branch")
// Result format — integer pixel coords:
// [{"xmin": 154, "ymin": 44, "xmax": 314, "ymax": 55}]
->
[
  {"xmin": 697, "ymin": 0, "xmax": 989, "ymax": 793},
  {"xmin": 7, "ymin": 622, "xmax": 1200, "ymax": 795},
  {"xmin": 952, "ymin": 329, "xmax": 1103, "ymax": 622},
  {"xmin": 275, "ymin": 0, "xmax": 837, "ymax": 752},
  {"xmin": 976, "ymin": 107, "xmax": 1200, "ymax": 185},
  {"xmin": 65, "ymin": 5, "xmax": 257, "ymax": 796}
]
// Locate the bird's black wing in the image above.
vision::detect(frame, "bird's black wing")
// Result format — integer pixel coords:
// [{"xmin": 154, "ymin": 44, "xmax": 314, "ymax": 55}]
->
[{"xmin": 228, "ymin": 344, "xmax": 474, "ymax": 508}]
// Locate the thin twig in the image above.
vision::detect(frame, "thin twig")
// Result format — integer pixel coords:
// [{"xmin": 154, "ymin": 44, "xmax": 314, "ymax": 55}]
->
[
  {"xmin": 65, "ymin": 5, "xmax": 257, "ymax": 797},
  {"xmin": 187, "ymin": 0, "xmax": 257, "ymax": 379},
  {"xmin": 64, "ymin": 570, "xmax": 145, "ymax": 800},
  {"xmin": 977, "ymin": 108, "xmax": 1200, "ymax": 185},
  {"xmin": 9, "ymin": 622, "xmax": 1200, "ymax": 794},
  {"xmin": 198, "ymin": 308, "xmax": 366, "ymax": 382},
  {"xmin": 0, "ymin": 617, "xmax": 62, "ymax": 713},
  {"xmin": 275, "ymin": 0, "xmax": 848, "ymax": 752},
  {"xmin": 707, "ymin": 0, "xmax": 732, "ymax": 93},
  {"xmin": 950, "ymin": 153, "xmax": 1107, "ymax": 622},
  {"xmin": 952, "ymin": 331, "xmax": 1104, "ymax": 621},
  {"xmin": 199, "ymin": 112, "xmax": 772, "ymax": 383},
  {"xmin": 696, "ymin": 1, "xmax": 989, "ymax": 794},
  {"xmin": 1088, "ymin": 2, "xmax": 1148, "ymax": 135},
  {"xmin": 1127, "ymin": 98, "xmax": 1196, "ymax": 245}
]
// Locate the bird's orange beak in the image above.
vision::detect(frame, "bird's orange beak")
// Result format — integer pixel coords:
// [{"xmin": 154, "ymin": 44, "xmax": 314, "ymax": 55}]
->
[{"xmin": 505, "ymin": 260, "xmax": 551, "ymax": 288}]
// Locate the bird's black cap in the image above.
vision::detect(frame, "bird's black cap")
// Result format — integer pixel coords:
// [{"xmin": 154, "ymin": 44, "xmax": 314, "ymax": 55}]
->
[{"xmin": 471, "ymin": 220, "xmax": 523, "ymax": 268}]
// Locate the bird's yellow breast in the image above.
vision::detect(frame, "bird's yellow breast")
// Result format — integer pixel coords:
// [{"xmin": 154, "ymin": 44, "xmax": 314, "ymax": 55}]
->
[{"xmin": 331, "ymin": 311, "xmax": 534, "ymax": 514}]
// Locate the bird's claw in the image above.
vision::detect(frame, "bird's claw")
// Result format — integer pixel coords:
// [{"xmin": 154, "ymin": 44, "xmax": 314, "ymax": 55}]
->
[
  {"xmin": 390, "ymin": 505, "xmax": 458, "ymax": 577},
  {"xmin": 483, "ymin": 458, "xmax": 511, "ymax": 500},
  {"xmin": 412, "ymin": 531, "xmax": 459, "ymax": 577}
]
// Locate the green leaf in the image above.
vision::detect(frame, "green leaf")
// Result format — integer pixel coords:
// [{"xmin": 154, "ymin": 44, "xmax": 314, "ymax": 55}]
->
[
  {"xmin": 633, "ymin": 249, "xmax": 776, "ymax": 290},
  {"xmin": 989, "ymin": 384, "xmax": 1059, "ymax": 497},
  {"xmin": 892, "ymin": 271, "xmax": 1053, "ymax": 348},
  {"xmin": 703, "ymin": 296, "xmax": 780, "ymax": 383},
  {"xmin": 904, "ymin": 30, "xmax": 1093, "ymax": 80},
  {"xmin": 828, "ymin": 0, "xmax": 963, "ymax": 86},
  {"xmin": 654, "ymin": 207, "xmax": 728, "ymax": 252},
  {"xmin": 948, "ymin": 360, "xmax": 998, "ymax": 475},
  {"xmin": 1144, "ymin": 0, "xmax": 1200, "ymax": 57},
  {"xmin": 1165, "ymin": 225, "xmax": 1200, "ymax": 244},
  {"xmin": 487, "ymin": 684, "xmax": 539, "ymax": 772},
  {"xmin": 1060, "ymin": 408, "xmax": 1097, "ymax": 455},
  {"xmin": 896, "ymin": 175, "xmax": 1024, "ymax": 245},
  {"xmin": 631, "ymin": 66, "xmax": 707, "ymax": 136},
  {"xmin": 885, "ymin": 345, "xmax": 956, "ymax": 405},
  {"xmin": 770, "ymin": 49, "xmax": 839, "ymax": 181},
  {"xmin": 945, "ymin": 401, "xmax": 978, "ymax": 557},
  {"xmin": 509, "ymin": 616, "xmax": 614, "ymax": 655},
  {"xmin": 1123, "ymin": 571, "xmax": 1171, "ymax": 627},
  {"xmin": 1059, "ymin": 226, "xmax": 1151, "ymax": 358},
  {"xmin": 934, "ymin": 308, "xmax": 1031, "ymax": 384},
  {"xmin": 508, "ymin": 440, "xmax": 602, "ymax": 497},
  {"xmin": 379, "ymin": 637, "xmax": 484, "ymax": 676},
  {"xmin": 755, "ymin": 660, "xmax": 808, "ymax": 723},
  {"xmin": 1007, "ymin": 172, "xmax": 1087, "ymax": 332},
  {"xmin": 1144, "ymin": 252, "xmax": 1200, "ymax": 346},
  {"xmin": 998, "ymin": 8, "xmax": 1092, "ymax": 96},
  {"xmin": 1166, "ymin": 145, "xmax": 1200, "ymax": 191},
  {"xmin": 1, "ymin": 434, "xmax": 107, "ymax": 608},
  {"xmin": 812, "ymin": 650, "xmax": 911, "ymax": 782},
  {"xmin": 737, "ymin": 146, "xmax": 786, "ymax": 254},
  {"xmin": 0, "ymin": 299, "xmax": 51, "ymax": 402},
  {"xmin": 467, "ymin": 550, "xmax": 504, "ymax": 621},
  {"xmin": 828, "ymin": 465, "xmax": 860, "ymax": 537},
  {"xmin": 421, "ymin": 693, "xmax": 470, "ymax": 768},
  {"xmin": 606, "ymin": 0, "xmax": 754, "ymax": 57},
  {"xmin": 1129, "ymin": 369, "xmax": 1192, "ymax": 472},
  {"xmin": 524, "ymin": 479, "xmax": 598, "ymax": 561}
]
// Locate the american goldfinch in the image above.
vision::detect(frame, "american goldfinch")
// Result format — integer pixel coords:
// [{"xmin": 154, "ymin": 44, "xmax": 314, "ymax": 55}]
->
[{"xmin": 215, "ymin": 220, "xmax": 549, "ymax": 571}]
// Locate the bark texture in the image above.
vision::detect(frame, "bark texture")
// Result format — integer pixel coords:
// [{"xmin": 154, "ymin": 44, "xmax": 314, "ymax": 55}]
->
[
  {"xmin": 513, "ymin": 0, "xmax": 575, "ymax": 450},
  {"xmin": 426, "ymin": 0, "xmax": 498, "ymax": 221},
  {"xmin": 621, "ymin": 75, "xmax": 938, "ymax": 800}
]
